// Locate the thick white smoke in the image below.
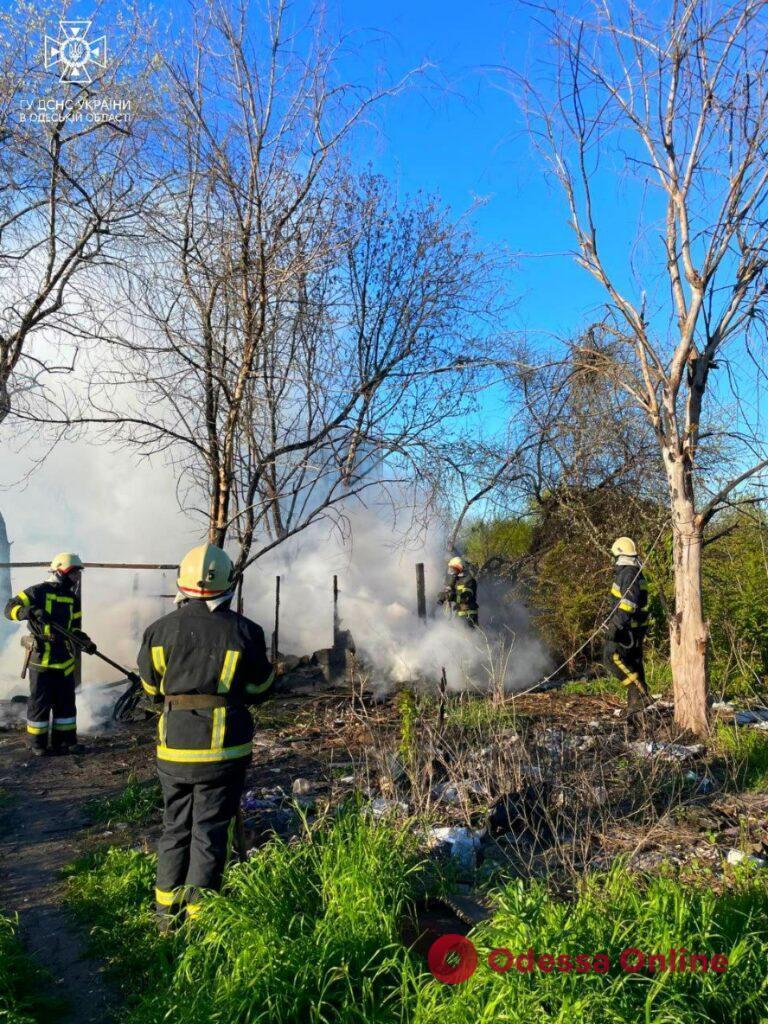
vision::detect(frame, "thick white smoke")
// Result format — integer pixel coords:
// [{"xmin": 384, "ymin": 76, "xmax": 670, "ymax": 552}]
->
[
  {"xmin": 0, "ymin": 438, "xmax": 550, "ymax": 730},
  {"xmin": 0, "ymin": 438, "xmax": 198, "ymax": 729},
  {"xmin": 238, "ymin": 500, "xmax": 551, "ymax": 695}
]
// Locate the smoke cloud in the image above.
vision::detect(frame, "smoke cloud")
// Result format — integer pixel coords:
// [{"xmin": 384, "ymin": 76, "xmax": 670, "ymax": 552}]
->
[
  {"xmin": 0, "ymin": 438, "xmax": 550, "ymax": 730},
  {"xmin": 0, "ymin": 437, "xmax": 198, "ymax": 728},
  {"xmin": 239, "ymin": 500, "xmax": 551, "ymax": 696}
]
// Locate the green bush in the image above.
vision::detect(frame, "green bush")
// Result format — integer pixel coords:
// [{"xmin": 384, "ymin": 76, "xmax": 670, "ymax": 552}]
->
[
  {"xmin": 459, "ymin": 505, "xmax": 768, "ymax": 694},
  {"xmin": 704, "ymin": 512, "xmax": 768, "ymax": 695},
  {"xmin": 462, "ymin": 518, "xmax": 533, "ymax": 573}
]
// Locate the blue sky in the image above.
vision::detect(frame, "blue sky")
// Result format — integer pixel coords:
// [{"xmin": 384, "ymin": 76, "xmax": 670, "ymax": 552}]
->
[
  {"xmin": 330, "ymin": 0, "xmax": 616, "ymax": 341},
  {"xmin": 54, "ymin": 0, "xmax": 646, "ymax": 343},
  {"xmin": 34, "ymin": 0, "xmax": 766, "ymax": 446},
  {"xmin": 322, "ymin": 0, "xmax": 765, "ymax": 446}
]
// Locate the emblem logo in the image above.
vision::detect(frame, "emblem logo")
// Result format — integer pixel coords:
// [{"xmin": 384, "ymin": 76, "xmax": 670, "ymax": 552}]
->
[{"xmin": 44, "ymin": 20, "xmax": 107, "ymax": 83}]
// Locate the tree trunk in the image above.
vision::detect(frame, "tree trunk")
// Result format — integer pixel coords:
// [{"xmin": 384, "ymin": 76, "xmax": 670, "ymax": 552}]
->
[{"xmin": 669, "ymin": 501, "xmax": 709, "ymax": 735}]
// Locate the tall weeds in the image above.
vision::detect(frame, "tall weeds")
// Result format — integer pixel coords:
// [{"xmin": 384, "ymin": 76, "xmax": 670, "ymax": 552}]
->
[{"xmin": 65, "ymin": 808, "xmax": 768, "ymax": 1024}]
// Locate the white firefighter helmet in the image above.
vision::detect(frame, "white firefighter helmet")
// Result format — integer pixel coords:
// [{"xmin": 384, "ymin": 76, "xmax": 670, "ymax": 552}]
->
[
  {"xmin": 611, "ymin": 536, "xmax": 637, "ymax": 558},
  {"xmin": 50, "ymin": 552, "xmax": 84, "ymax": 574},
  {"xmin": 447, "ymin": 556, "xmax": 464, "ymax": 573},
  {"xmin": 177, "ymin": 543, "xmax": 234, "ymax": 599}
]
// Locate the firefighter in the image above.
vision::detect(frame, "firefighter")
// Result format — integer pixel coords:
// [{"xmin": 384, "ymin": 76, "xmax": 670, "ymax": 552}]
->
[
  {"xmin": 437, "ymin": 556, "xmax": 479, "ymax": 628},
  {"xmin": 138, "ymin": 543, "xmax": 273, "ymax": 930},
  {"xmin": 603, "ymin": 536, "xmax": 650, "ymax": 714},
  {"xmin": 3, "ymin": 553, "xmax": 94, "ymax": 755}
]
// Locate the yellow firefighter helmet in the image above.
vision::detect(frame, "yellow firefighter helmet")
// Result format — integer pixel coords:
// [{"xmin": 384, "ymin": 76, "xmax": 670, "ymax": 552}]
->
[
  {"xmin": 611, "ymin": 536, "xmax": 637, "ymax": 558},
  {"xmin": 448, "ymin": 556, "xmax": 464, "ymax": 573},
  {"xmin": 50, "ymin": 552, "xmax": 84, "ymax": 574},
  {"xmin": 177, "ymin": 543, "xmax": 234, "ymax": 599}
]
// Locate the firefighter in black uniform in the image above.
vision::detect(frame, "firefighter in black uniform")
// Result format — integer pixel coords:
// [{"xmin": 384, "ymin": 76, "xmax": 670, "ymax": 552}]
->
[
  {"xmin": 603, "ymin": 536, "xmax": 650, "ymax": 713},
  {"xmin": 138, "ymin": 543, "xmax": 273, "ymax": 929},
  {"xmin": 4, "ymin": 552, "xmax": 94, "ymax": 755},
  {"xmin": 437, "ymin": 556, "xmax": 479, "ymax": 628}
]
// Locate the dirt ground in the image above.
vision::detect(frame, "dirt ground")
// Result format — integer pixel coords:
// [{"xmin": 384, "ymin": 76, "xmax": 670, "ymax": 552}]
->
[
  {"xmin": 0, "ymin": 724, "xmax": 154, "ymax": 1023},
  {"xmin": 0, "ymin": 690, "xmax": 368, "ymax": 1022},
  {"xmin": 2, "ymin": 685, "xmax": 768, "ymax": 1022}
]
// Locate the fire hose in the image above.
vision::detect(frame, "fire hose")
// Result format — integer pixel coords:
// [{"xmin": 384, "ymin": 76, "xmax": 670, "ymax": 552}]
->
[{"xmin": 41, "ymin": 619, "xmax": 145, "ymax": 721}]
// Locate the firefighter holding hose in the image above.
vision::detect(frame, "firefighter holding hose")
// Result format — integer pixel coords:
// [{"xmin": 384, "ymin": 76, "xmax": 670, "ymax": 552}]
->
[
  {"xmin": 437, "ymin": 556, "xmax": 479, "ymax": 628},
  {"xmin": 3, "ymin": 553, "xmax": 95, "ymax": 755},
  {"xmin": 137, "ymin": 543, "xmax": 274, "ymax": 931},
  {"xmin": 603, "ymin": 536, "xmax": 651, "ymax": 714}
]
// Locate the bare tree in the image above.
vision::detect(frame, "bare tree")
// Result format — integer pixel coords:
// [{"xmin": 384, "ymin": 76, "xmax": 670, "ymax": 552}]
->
[
  {"xmin": 441, "ymin": 362, "xmax": 548, "ymax": 554},
  {"xmin": 74, "ymin": 1, "xmax": 502, "ymax": 572},
  {"xmin": 517, "ymin": 0, "xmax": 768, "ymax": 734},
  {"xmin": 528, "ymin": 327, "xmax": 667, "ymax": 551},
  {"xmin": 0, "ymin": 3, "xmax": 152, "ymax": 431}
]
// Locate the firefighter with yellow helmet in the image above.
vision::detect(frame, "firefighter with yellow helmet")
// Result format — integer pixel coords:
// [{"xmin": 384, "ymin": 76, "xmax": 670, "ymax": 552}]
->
[
  {"xmin": 3, "ymin": 552, "xmax": 94, "ymax": 755},
  {"xmin": 438, "ymin": 556, "xmax": 479, "ymax": 628},
  {"xmin": 603, "ymin": 537, "xmax": 650, "ymax": 713},
  {"xmin": 138, "ymin": 543, "xmax": 274, "ymax": 930}
]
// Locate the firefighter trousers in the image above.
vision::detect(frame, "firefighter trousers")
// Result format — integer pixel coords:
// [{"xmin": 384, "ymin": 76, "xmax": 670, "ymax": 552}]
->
[
  {"xmin": 456, "ymin": 609, "xmax": 479, "ymax": 628},
  {"xmin": 155, "ymin": 764, "xmax": 246, "ymax": 919},
  {"xmin": 26, "ymin": 667, "xmax": 77, "ymax": 750},
  {"xmin": 604, "ymin": 633, "xmax": 648, "ymax": 711}
]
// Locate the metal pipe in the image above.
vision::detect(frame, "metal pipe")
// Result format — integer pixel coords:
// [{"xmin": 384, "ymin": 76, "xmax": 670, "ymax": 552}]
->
[
  {"xmin": 0, "ymin": 561, "xmax": 177, "ymax": 569},
  {"xmin": 45, "ymin": 618, "xmax": 140, "ymax": 684}
]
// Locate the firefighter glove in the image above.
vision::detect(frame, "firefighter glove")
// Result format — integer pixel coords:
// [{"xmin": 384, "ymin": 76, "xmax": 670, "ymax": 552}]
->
[{"xmin": 73, "ymin": 629, "xmax": 97, "ymax": 654}]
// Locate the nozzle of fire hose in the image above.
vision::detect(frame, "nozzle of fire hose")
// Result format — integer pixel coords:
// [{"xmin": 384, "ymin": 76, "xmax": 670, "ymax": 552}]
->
[{"xmin": 113, "ymin": 674, "xmax": 145, "ymax": 722}]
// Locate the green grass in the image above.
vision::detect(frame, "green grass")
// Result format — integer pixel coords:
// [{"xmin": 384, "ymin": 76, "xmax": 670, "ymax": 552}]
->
[
  {"xmin": 0, "ymin": 913, "xmax": 65, "ymax": 1023},
  {"xmin": 85, "ymin": 773, "xmax": 162, "ymax": 827},
  {"xmin": 719, "ymin": 675, "xmax": 767, "ymax": 701},
  {"xmin": 441, "ymin": 696, "xmax": 523, "ymax": 731},
  {"xmin": 250, "ymin": 705, "xmax": 296, "ymax": 729},
  {"xmin": 713, "ymin": 724, "xmax": 768, "ymax": 791},
  {"xmin": 560, "ymin": 675, "xmax": 634, "ymax": 698},
  {"xmin": 63, "ymin": 805, "xmax": 768, "ymax": 1024},
  {"xmin": 562, "ymin": 651, "xmax": 671, "ymax": 699},
  {"xmin": 64, "ymin": 805, "xmax": 435, "ymax": 1023},
  {"xmin": 643, "ymin": 654, "xmax": 673, "ymax": 693},
  {"xmin": 414, "ymin": 864, "xmax": 768, "ymax": 1024}
]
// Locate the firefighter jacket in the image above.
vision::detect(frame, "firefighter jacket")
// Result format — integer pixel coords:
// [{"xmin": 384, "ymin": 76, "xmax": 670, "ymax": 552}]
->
[
  {"xmin": 607, "ymin": 558, "xmax": 648, "ymax": 635},
  {"xmin": 4, "ymin": 579, "xmax": 82, "ymax": 675},
  {"xmin": 439, "ymin": 571, "xmax": 478, "ymax": 617},
  {"xmin": 137, "ymin": 599, "xmax": 274, "ymax": 774}
]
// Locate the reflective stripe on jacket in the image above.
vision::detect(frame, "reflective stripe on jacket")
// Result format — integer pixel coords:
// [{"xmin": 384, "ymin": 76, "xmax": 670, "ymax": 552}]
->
[
  {"xmin": 137, "ymin": 600, "xmax": 274, "ymax": 771},
  {"xmin": 4, "ymin": 581, "xmax": 80, "ymax": 673},
  {"xmin": 608, "ymin": 562, "xmax": 649, "ymax": 632},
  {"xmin": 440, "ymin": 571, "xmax": 478, "ymax": 613}
]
